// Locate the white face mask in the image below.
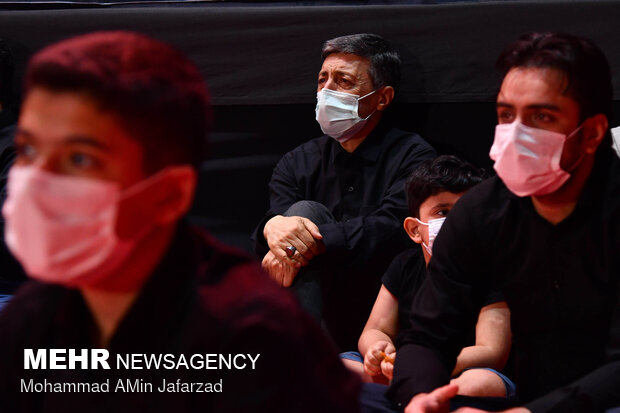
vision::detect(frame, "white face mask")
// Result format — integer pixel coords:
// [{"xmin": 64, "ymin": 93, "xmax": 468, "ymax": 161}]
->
[
  {"xmin": 315, "ymin": 88, "xmax": 377, "ymax": 143},
  {"xmin": 2, "ymin": 165, "xmax": 174, "ymax": 291},
  {"xmin": 415, "ymin": 217, "xmax": 446, "ymax": 256},
  {"xmin": 489, "ymin": 121, "xmax": 584, "ymax": 197}
]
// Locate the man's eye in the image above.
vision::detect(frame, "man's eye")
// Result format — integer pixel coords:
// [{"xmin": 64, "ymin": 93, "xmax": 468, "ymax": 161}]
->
[
  {"xmin": 534, "ymin": 112, "xmax": 553, "ymax": 123},
  {"xmin": 437, "ymin": 208, "xmax": 450, "ymax": 217},
  {"xmin": 69, "ymin": 152, "xmax": 97, "ymax": 169},
  {"xmin": 15, "ymin": 143, "xmax": 37, "ymax": 161},
  {"xmin": 497, "ymin": 111, "xmax": 514, "ymax": 123}
]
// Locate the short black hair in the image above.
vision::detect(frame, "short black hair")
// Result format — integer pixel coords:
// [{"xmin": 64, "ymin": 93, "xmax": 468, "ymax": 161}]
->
[
  {"xmin": 496, "ymin": 32, "xmax": 612, "ymax": 147},
  {"xmin": 322, "ymin": 33, "xmax": 401, "ymax": 91},
  {"xmin": 406, "ymin": 155, "xmax": 487, "ymax": 217}
]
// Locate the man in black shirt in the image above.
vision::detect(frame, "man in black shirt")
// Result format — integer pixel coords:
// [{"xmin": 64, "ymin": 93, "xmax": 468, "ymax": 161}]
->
[
  {"xmin": 0, "ymin": 31, "xmax": 361, "ymax": 413},
  {"xmin": 252, "ymin": 34, "xmax": 435, "ymax": 350},
  {"xmin": 389, "ymin": 32, "xmax": 620, "ymax": 413}
]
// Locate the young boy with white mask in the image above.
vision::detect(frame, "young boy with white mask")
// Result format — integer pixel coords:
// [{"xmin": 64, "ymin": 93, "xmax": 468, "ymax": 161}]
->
[{"xmin": 341, "ymin": 155, "xmax": 514, "ymax": 402}]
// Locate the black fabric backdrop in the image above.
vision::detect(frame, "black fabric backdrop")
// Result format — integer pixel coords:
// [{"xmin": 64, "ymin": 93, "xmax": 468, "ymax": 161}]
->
[{"xmin": 0, "ymin": 1, "xmax": 619, "ymax": 249}]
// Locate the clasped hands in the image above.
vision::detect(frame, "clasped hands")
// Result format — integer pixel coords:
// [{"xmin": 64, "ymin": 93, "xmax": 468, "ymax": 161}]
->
[{"xmin": 261, "ymin": 215, "xmax": 324, "ymax": 287}]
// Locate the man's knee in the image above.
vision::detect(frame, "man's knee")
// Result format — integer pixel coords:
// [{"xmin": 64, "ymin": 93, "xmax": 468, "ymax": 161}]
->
[{"xmin": 284, "ymin": 200, "xmax": 335, "ymax": 225}]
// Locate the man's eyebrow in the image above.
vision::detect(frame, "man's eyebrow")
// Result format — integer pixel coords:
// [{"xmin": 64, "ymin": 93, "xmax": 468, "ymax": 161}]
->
[
  {"xmin": 525, "ymin": 103, "xmax": 561, "ymax": 111},
  {"xmin": 15, "ymin": 129, "xmax": 110, "ymax": 151},
  {"xmin": 65, "ymin": 136, "xmax": 110, "ymax": 151},
  {"xmin": 432, "ymin": 202, "xmax": 453, "ymax": 209},
  {"xmin": 496, "ymin": 101, "xmax": 561, "ymax": 112},
  {"xmin": 334, "ymin": 70, "xmax": 357, "ymax": 78},
  {"xmin": 318, "ymin": 68, "xmax": 356, "ymax": 78},
  {"xmin": 14, "ymin": 127, "xmax": 34, "ymax": 139}
]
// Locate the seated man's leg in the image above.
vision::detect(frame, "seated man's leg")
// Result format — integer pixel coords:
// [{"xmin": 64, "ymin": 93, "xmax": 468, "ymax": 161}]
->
[{"xmin": 284, "ymin": 200, "xmax": 335, "ymax": 321}]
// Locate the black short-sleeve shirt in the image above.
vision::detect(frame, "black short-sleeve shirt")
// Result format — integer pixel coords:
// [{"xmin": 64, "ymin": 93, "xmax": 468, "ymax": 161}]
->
[{"xmin": 382, "ymin": 247, "xmax": 504, "ymax": 342}]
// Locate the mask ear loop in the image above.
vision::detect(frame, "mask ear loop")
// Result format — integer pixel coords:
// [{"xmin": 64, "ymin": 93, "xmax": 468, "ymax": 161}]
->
[
  {"xmin": 414, "ymin": 218, "xmax": 432, "ymax": 255},
  {"xmin": 358, "ymin": 89, "xmax": 377, "ymax": 101},
  {"xmin": 563, "ymin": 122, "xmax": 588, "ymax": 173},
  {"xmin": 356, "ymin": 89, "xmax": 378, "ymax": 120}
]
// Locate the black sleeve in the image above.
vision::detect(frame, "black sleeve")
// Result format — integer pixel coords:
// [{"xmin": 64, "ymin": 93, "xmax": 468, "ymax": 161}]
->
[
  {"xmin": 250, "ymin": 150, "xmax": 304, "ymax": 257},
  {"xmin": 381, "ymin": 251, "xmax": 408, "ymax": 300}
]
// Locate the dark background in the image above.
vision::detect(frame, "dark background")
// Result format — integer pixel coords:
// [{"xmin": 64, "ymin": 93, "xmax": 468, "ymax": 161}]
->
[{"xmin": 0, "ymin": 0, "xmax": 619, "ymax": 250}]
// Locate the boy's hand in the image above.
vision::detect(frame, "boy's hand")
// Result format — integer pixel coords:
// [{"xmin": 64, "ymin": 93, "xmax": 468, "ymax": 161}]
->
[
  {"xmin": 364, "ymin": 341, "xmax": 395, "ymax": 377},
  {"xmin": 381, "ymin": 348, "xmax": 396, "ymax": 380}
]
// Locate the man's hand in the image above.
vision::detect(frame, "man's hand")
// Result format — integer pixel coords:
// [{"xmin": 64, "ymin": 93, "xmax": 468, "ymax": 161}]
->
[
  {"xmin": 404, "ymin": 384, "xmax": 459, "ymax": 413},
  {"xmin": 263, "ymin": 215, "xmax": 323, "ymax": 266},
  {"xmin": 262, "ymin": 250, "xmax": 300, "ymax": 287},
  {"xmin": 364, "ymin": 341, "xmax": 396, "ymax": 380}
]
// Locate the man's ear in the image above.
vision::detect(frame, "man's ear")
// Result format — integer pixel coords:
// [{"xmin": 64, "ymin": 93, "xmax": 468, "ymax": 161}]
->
[
  {"xmin": 376, "ymin": 86, "xmax": 395, "ymax": 112},
  {"xmin": 403, "ymin": 217, "xmax": 422, "ymax": 244},
  {"xmin": 151, "ymin": 165, "xmax": 197, "ymax": 226},
  {"xmin": 582, "ymin": 113, "xmax": 608, "ymax": 154}
]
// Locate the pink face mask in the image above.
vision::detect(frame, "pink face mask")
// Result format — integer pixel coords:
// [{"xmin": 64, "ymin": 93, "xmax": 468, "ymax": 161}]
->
[
  {"xmin": 489, "ymin": 121, "xmax": 583, "ymax": 197},
  {"xmin": 2, "ymin": 166, "xmax": 172, "ymax": 291}
]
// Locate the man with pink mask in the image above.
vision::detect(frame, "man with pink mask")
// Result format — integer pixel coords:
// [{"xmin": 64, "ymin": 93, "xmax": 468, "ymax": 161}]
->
[
  {"xmin": 0, "ymin": 31, "xmax": 361, "ymax": 413},
  {"xmin": 388, "ymin": 32, "xmax": 620, "ymax": 413},
  {"xmin": 251, "ymin": 33, "xmax": 435, "ymax": 351}
]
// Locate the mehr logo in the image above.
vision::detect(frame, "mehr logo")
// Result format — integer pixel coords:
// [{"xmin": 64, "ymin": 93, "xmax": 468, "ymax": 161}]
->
[{"xmin": 24, "ymin": 349, "xmax": 110, "ymax": 370}]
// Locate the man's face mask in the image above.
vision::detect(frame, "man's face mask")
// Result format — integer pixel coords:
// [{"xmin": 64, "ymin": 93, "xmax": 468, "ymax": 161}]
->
[
  {"xmin": 315, "ymin": 88, "xmax": 377, "ymax": 143},
  {"xmin": 415, "ymin": 217, "xmax": 446, "ymax": 256},
  {"xmin": 2, "ymin": 165, "xmax": 177, "ymax": 291},
  {"xmin": 489, "ymin": 121, "xmax": 584, "ymax": 197}
]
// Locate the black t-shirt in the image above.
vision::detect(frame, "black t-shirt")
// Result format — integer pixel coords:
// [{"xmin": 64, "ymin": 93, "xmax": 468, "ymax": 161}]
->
[
  {"xmin": 381, "ymin": 247, "xmax": 427, "ymax": 335},
  {"xmin": 382, "ymin": 247, "xmax": 504, "ymax": 346}
]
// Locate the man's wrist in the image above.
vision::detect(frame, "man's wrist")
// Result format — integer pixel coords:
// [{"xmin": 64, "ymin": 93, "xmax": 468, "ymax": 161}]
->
[{"xmin": 262, "ymin": 215, "xmax": 281, "ymax": 240}]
